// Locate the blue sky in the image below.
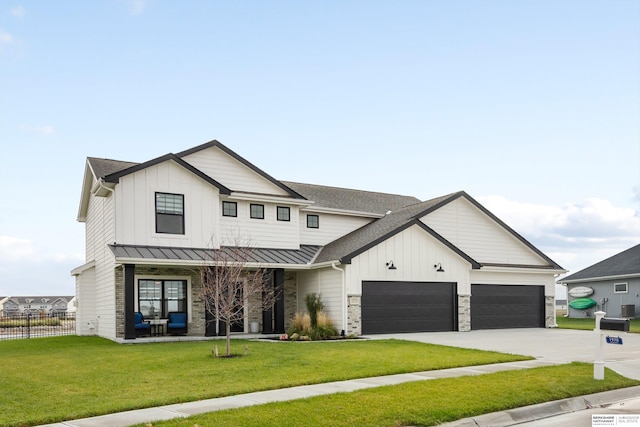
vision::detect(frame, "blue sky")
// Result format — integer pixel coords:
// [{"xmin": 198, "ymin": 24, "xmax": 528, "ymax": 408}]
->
[{"xmin": 1, "ymin": 1, "xmax": 639, "ymax": 298}]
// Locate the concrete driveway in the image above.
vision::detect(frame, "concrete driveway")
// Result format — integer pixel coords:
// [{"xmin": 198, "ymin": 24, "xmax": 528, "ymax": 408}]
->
[{"xmin": 364, "ymin": 328, "xmax": 640, "ymax": 380}]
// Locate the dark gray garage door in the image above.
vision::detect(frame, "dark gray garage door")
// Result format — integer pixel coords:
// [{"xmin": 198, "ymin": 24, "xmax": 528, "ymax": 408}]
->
[
  {"xmin": 471, "ymin": 284, "xmax": 545, "ymax": 330},
  {"xmin": 362, "ymin": 281, "xmax": 457, "ymax": 334}
]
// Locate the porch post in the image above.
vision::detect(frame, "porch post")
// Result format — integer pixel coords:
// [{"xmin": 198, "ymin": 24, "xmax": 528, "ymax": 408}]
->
[
  {"xmin": 262, "ymin": 270, "xmax": 274, "ymax": 334},
  {"xmin": 273, "ymin": 268, "xmax": 285, "ymax": 334},
  {"xmin": 124, "ymin": 264, "xmax": 136, "ymax": 339}
]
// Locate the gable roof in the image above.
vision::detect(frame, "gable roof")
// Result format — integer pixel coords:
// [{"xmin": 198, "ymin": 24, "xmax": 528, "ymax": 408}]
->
[
  {"xmin": 560, "ymin": 243, "xmax": 640, "ymax": 283},
  {"xmin": 87, "ymin": 157, "xmax": 138, "ymax": 179},
  {"xmin": 314, "ymin": 192, "xmax": 477, "ymax": 265},
  {"xmin": 102, "ymin": 153, "xmax": 232, "ymax": 194},
  {"xmin": 315, "ymin": 191, "xmax": 564, "ymax": 270},
  {"xmin": 281, "ymin": 181, "xmax": 421, "ymax": 216},
  {"xmin": 87, "ymin": 140, "xmax": 306, "ymax": 200}
]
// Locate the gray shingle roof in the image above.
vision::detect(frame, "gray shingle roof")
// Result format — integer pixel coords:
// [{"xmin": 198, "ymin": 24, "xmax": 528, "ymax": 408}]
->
[
  {"xmin": 87, "ymin": 157, "xmax": 138, "ymax": 179},
  {"xmin": 315, "ymin": 193, "xmax": 460, "ymax": 263},
  {"xmin": 281, "ymin": 181, "xmax": 421, "ymax": 216},
  {"xmin": 110, "ymin": 244, "xmax": 322, "ymax": 266},
  {"xmin": 560, "ymin": 243, "xmax": 640, "ymax": 282}
]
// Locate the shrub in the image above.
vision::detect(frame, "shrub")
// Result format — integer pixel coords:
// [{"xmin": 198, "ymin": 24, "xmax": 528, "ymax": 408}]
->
[
  {"xmin": 305, "ymin": 293, "xmax": 324, "ymax": 328},
  {"xmin": 287, "ymin": 312, "xmax": 311, "ymax": 336}
]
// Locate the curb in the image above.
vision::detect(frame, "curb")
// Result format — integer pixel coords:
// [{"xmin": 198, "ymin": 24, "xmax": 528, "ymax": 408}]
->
[{"xmin": 437, "ymin": 386, "xmax": 640, "ymax": 427}]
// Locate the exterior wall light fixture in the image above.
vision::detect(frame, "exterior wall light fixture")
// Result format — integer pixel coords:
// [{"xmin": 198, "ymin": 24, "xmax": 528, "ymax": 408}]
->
[
  {"xmin": 386, "ymin": 261, "xmax": 397, "ymax": 270},
  {"xmin": 434, "ymin": 263, "xmax": 444, "ymax": 272}
]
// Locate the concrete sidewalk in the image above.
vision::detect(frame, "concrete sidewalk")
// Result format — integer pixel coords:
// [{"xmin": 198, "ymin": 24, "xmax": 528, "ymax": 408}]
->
[{"xmin": 38, "ymin": 359, "xmax": 556, "ymax": 427}]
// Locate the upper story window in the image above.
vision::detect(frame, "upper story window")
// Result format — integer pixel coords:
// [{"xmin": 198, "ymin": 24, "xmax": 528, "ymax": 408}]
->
[
  {"xmin": 307, "ymin": 214, "xmax": 319, "ymax": 229},
  {"xmin": 614, "ymin": 283, "xmax": 628, "ymax": 294},
  {"xmin": 155, "ymin": 192, "xmax": 184, "ymax": 234},
  {"xmin": 277, "ymin": 206, "xmax": 290, "ymax": 222},
  {"xmin": 250, "ymin": 204, "xmax": 264, "ymax": 219},
  {"xmin": 222, "ymin": 201, "xmax": 237, "ymax": 217}
]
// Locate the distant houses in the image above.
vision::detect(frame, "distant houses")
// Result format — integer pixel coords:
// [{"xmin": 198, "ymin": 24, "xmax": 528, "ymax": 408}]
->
[
  {"xmin": 0, "ymin": 296, "xmax": 76, "ymax": 317},
  {"xmin": 558, "ymin": 243, "xmax": 640, "ymax": 319}
]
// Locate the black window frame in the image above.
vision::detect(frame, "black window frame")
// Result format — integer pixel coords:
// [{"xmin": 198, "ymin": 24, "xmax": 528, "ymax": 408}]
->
[
  {"xmin": 307, "ymin": 214, "xmax": 319, "ymax": 229},
  {"xmin": 250, "ymin": 204, "xmax": 265, "ymax": 219},
  {"xmin": 277, "ymin": 206, "xmax": 291, "ymax": 222},
  {"xmin": 155, "ymin": 192, "xmax": 185, "ymax": 235},
  {"xmin": 222, "ymin": 201, "xmax": 238, "ymax": 217},
  {"xmin": 137, "ymin": 279, "xmax": 187, "ymax": 318}
]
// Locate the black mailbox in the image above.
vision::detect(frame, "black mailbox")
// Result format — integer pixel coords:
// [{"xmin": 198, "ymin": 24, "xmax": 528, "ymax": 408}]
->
[{"xmin": 600, "ymin": 317, "xmax": 630, "ymax": 332}]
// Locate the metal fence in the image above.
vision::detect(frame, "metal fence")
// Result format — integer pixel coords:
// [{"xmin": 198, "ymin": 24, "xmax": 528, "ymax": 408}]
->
[{"xmin": 0, "ymin": 312, "xmax": 76, "ymax": 340}]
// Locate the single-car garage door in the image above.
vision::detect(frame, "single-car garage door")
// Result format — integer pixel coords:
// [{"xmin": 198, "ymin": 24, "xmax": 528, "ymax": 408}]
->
[
  {"xmin": 362, "ymin": 281, "xmax": 457, "ymax": 334},
  {"xmin": 471, "ymin": 284, "xmax": 545, "ymax": 330}
]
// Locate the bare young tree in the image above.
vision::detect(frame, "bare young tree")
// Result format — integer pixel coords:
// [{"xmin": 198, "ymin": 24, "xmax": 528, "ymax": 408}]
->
[{"xmin": 199, "ymin": 244, "xmax": 279, "ymax": 357}]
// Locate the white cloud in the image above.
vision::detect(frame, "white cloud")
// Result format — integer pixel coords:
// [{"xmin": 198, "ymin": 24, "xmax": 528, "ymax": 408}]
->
[
  {"xmin": 477, "ymin": 195, "xmax": 640, "ymax": 276},
  {"xmin": 126, "ymin": 0, "xmax": 147, "ymax": 15},
  {"xmin": 11, "ymin": 6, "xmax": 25, "ymax": 18},
  {"xmin": 0, "ymin": 235, "xmax": 35, "ymax": 262},
  {"xmin": 0, "ymin": 29, "xmax": 14, "ymax": 46},
  {"xmin": 19, "ymin": 124, "xmax": 55, "ymax": 135}
]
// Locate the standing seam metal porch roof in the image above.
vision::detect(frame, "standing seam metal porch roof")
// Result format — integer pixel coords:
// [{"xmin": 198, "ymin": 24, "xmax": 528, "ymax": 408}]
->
[{"xmin": 109, "ymin": 244, "xmax": 322, "ymax": 265}]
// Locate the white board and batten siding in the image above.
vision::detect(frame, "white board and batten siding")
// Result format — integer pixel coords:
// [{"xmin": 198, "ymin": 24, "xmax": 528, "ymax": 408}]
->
[
  {"xmin": 114, "ymin": 161, "xmax": 220, "ymax": 248},
  {"xmin": 84, "ymin": 190, "xmax": 117, "ymax": 338},
  {"xmin": 297, "ymin": 269, "xmax": 344, "ymax": 329},
  {"xmin": 422, "ymin": 197, "xmax": 547, "ymax": 267},
  {"xmin": 298, "ymin": 212, "xmax": 372, "ymax": 246},
  {"xmin": 345, "ymin": 225, "xmax": 471, "ymax": 295},
  {"xmin": 182, "ymin": 146, "xmax": 291, "ymax": 197},
  {"xmin": 219, "ymin": 201, "xmax": 300, "ymax": 249},
  {"xmin": 74, "ymin": 265, "xmax": 95, "ymax": 336}
]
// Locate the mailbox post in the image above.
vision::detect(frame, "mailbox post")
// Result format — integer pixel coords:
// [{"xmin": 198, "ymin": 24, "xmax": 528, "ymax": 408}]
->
[
  {"xmin": 594, "ymin": 311, "xmax": 630, "ymax": 380},
  {"xmin": 594, "ymin": 311, "xmax": 605, "ymax": 380}
]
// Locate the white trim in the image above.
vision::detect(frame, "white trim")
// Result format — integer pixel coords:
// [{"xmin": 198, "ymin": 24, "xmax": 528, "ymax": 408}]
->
[
  {"xmin": 559, "ymin": 273, "xmax": 640, "ymax": 284},
  {"xmin": 300, "ymin": 205, "xmax": 384, "ymax": 218},
  {"xmin": 71, "ymin": 260, "xmax": 96, "ymax": 276},
  {"xmin": 614, "ymin": 282, "xmax": 628, "ymax": 294},
  {"xmin": 479, "ymin": 265, "xmax": 567, "ymax": 275},
  {"xmin": 226, "ymin": 192, "xmax": 312, "ymax": 207}
]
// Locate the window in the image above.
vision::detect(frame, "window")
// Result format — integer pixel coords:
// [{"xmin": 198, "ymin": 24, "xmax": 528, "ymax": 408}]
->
[
  {"xmin": 222, "ymin": 201, "xmax": 237, "ymax": 217},
  {"xmin": 614, "ymin": 283, "xmax": 628, "ymax": 294},
  {"xmin": 277, "ymin": 206, "xmax": 290, "ymax": 222},
  {"xmin": 138, "ymin": 279, "xmax": 187, "ymax": 318},
  {"xmin": 307, "ymin": 214, "xmax": 319, "ymax": 228},
  {"xmin": 250, "ymin": 204, "xmax": 264, "ymax": 219},
  {"xmin": 155, "ymin": 192, "xmax": 184, "ymax": 234}
]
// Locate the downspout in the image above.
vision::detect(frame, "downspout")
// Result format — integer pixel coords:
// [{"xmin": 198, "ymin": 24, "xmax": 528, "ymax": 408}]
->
[{"xmin": 331, "ymin": 262, "xmax": 347, "ymax": 335}]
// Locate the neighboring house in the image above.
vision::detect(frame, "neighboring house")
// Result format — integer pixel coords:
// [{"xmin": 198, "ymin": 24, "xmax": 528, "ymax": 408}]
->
[
  {"xmin": 0, "ymin": 296, "xmax": 76, "ymax": 317},
  {"xmin": 559, "ymin": 244, "xmax": 640, "ymax": 319},
  {"xmin": 72, "ymin": 140, "xmax": 565, "ymax": 340}
]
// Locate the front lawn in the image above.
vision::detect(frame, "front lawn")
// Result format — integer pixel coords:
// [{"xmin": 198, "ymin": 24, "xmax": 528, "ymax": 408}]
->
[
  {"xmin": 556, "ymin": 316, "xmax": 640, "ymax": 332},
  {"xmin": 0, "ymin": 336, "xmax": 530, "ymax": 427},
  {"xmin": 139, "ymin": 363, "xmax": 639, "ymax": 427}
]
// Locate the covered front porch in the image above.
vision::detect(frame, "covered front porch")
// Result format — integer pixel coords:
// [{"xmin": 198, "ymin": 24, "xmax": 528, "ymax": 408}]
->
[{"xmin": 115, "ymin": 263, "xmax": 299, "ymax": 340}]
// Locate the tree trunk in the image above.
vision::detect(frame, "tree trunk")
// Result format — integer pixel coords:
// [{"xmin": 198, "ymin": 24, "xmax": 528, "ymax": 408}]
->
[{"xmin": 226, "ymin": 320, "xmax": 231, "ymax": 356}]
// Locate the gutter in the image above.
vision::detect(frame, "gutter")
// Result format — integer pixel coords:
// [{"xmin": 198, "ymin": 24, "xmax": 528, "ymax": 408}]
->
[{"xmin": 331, "ymin": 262, "xmax": 347, "ymax": 335}]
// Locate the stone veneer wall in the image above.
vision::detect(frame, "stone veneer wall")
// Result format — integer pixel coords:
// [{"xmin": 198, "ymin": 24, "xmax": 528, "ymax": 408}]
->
[
  {"xmin": 458, "ymin": 294, "xmax": 471, "ymax": 332},
  {"xmin": 346, "ymin": 295, "xmax": 361, "ymax": 336},
  {"xmin": 545, "ymin": 296, "xmax": 555, "ymax": 327}
]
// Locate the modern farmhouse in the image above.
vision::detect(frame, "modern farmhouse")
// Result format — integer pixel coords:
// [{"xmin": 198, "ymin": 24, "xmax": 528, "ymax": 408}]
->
[{"xmin": 72, "ymin": 140, "xmax": 565, "ymax": 340}]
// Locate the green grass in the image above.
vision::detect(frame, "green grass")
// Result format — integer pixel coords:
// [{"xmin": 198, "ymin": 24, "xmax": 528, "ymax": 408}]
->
[
  {"xmin": 0, "ymin": 336, "xmax": 530, "ymax": 427},
  {"xmin": 556, "ymin": 316, "xmax": 640, "ymax": 332},
  {"xmin": 140, "ymin": 363, "xmax": 639, "ymax": 427}
]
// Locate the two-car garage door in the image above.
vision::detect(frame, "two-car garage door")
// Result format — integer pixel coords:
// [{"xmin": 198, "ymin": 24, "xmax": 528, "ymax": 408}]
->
[{"xmin": 361, "ymin": 281, "xmax": 545, "ymax": 334}]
